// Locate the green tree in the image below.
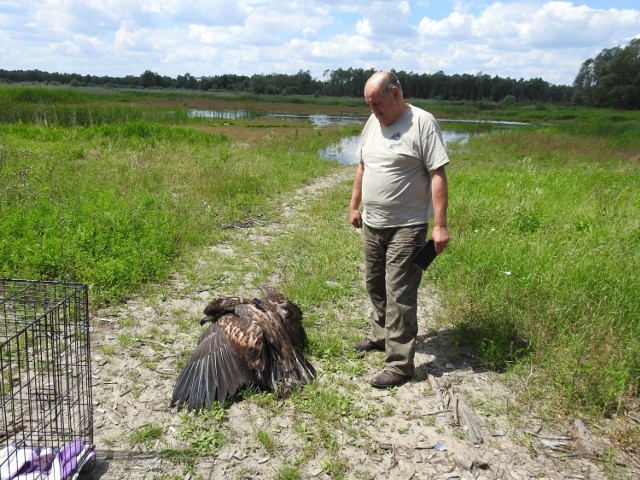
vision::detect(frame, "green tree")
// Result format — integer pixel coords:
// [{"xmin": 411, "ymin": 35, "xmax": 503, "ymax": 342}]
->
[
  {"xmin": 139, "ymin": 70, "xmax": 172, "ymax": 89},
  {"xmin": 572, "ymin": 38, "xmax": 640, "ymax": 109}
]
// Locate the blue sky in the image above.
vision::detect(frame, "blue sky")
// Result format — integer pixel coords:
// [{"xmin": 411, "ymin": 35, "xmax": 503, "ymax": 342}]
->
[{"xmin": 0, "ymin": 1, "xmax": 638, "ymax": 86}]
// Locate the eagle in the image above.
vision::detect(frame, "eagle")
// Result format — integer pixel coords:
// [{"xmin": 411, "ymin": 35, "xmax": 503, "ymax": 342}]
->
[{"xmin": 171, "ymin": 285, "xmax": 315, "ymax": 411}]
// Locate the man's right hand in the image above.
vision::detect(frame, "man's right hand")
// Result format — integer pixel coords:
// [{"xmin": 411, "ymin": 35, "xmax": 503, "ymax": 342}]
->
[{"xmin": 350, "ymin": 209, "xmax": 362, "ymax": 229}]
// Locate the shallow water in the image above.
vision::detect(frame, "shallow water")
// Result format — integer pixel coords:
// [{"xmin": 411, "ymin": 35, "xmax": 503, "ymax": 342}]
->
[
  {"xmin": 187, "ymin": 109, "xmax": 367, "ymax": 127},
  {"xmin": 187, "ymin": 108, "xmax": 518, "ymax": 164},
  {"xmin": 188, "ymin": 108, "xmax": 530, "ymax": 128},
  {"xmin": 317, "ymin": 131, "xmax": 472, "ymax": 165}
]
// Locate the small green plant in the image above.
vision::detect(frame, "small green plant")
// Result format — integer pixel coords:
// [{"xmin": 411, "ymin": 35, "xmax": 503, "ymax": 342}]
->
[
  {"xmin": 117, "ymin": 332, "xmax": 136, "ymax": 348},
  {"xmin": 453, "ymin": 427, "xmax": 466, "ymax": 440},
  {"xmin": 102, "ymin": 438, "xmax": 116, "ymax": 448},
  {"xmin": 256, "ymin": 430, "xmax": 277, "ymax": 454},
  {"xmin": 159, "ymin": 447, "xmax": 198, "ymax": 472},
  {"xmin": 274, "ymin": 465, "xmax": 302, "ymax": 480},
  {"xmin": 129, "ymin": 424, "xmax": 164, "ymax": 448},
  {"xmin": 182, "ymin": 423, "xmax": 225, "ymax": 456},
  {"xmin": 290, "ymin": 384, "xmax": 355, "ymax": 426},
  {"xmin": 423, "ymin": 415, "xmax": 436, "ymax": 427},
  {"xmin": 178, "ymin": 406, "xmax": 227, "ymax": 456},
  {"xmin": 99, "ymin": 344, "xmax": 116, "ymax": 356},
  {"xmin": 294, "ymin": 422, "xmax": 314, "ymax": 444},
  {"xmin": 382, "ymin": 403, "xmax": 395, "ymax": 417},
  {"xmin": 130, "ymin": 385, "xmax": 144, "ymax": 399},
  {"xmin": 249, "ymin": 390, "xmax": 280, "ymax": 411},
  {"xmin": 321, "ymin": 455, "xmax": 348, "ymax": 479}
]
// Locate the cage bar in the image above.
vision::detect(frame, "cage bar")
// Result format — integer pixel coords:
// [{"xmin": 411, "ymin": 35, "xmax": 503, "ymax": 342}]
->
[{"xmin": 1, "ymin": 278, "xmax": 93, "ymax": 476}]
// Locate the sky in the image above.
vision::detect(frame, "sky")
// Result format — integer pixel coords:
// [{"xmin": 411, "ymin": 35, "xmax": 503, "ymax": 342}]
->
[{"xmin": 0, "ymin": 1, "xmax": 639, "ymax": 87}]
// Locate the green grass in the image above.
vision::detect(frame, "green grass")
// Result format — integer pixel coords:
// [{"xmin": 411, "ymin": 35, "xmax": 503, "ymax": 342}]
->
[
  {"xmin": 438, "ymin": 127, "xmax": 639, "ymax": 415},
  {"xmin": 212, "ymin": 110, "xmax": 639, "ymax": 442},
  {"xmin": 1, "ymin": 85, "xmax": 638, "ymax": 455},
  {"xmin": 255, "ymin": 430, "xmax": 277, "ymax": 454},
  {"xmin": 274, "ymin": 465, "xmax": 303, "ymax": 480},
  {"xmin": 129, "ymin": 423, "xmax": 164, "ymax": 448},
  {"xmin": 0, "ymin": 89, "xmax": 346, "ymax": 305}
]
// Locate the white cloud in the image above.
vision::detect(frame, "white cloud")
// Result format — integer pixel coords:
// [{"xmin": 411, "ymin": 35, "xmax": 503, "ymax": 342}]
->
[
  {"xmin": 0, "ymin": 1, "xmax": 638, "ymax": 85},
  {"xmin": 114, "ymin": 23, "xmax": 142, "ymax": 50},
  {"xmin": 359, "ymin": 1, "xmax": 416, "ymax": 38},
  {"xmin": 412, "ymin": 1, "xmax": 640, "ymax": 83},
  {"xmin": 418, "ymin": 9, "xmax": 473, "ymax": 40},
  {"xmin": 398, "ymin": 1, "xmax": 410, "ymax": 16},
  {"xmin": 418, "ymin": 1, "xmax": 640, "ymax": 49},
  {"xmin": 292, "ymin": 33, "xmax": 382, "ymax": 61},
  {"xmin": 355, "ymin": 19, "xmax": 373, "ymax": 36}
]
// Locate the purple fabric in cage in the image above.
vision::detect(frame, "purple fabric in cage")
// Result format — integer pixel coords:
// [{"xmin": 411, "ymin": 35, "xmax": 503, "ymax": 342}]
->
[
  {"xmin": 8, "ymin": 446, "xmax": 55, "ymax": 478},
  {"xmin": 50, "ymin": 439, "xmax": 84, "ymax": 479},
  {"xmin": 0, "ymin": 440, "xmax": 95, "ymax": 480},
  {"xmin": 0, "ymin": 445, "xmax": 35, "ymax": 479}
]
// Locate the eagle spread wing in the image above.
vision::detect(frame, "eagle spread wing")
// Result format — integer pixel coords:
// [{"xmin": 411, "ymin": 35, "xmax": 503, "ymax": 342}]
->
[
  {"xmin": 171, "ymin": 287, "xmax": 315, "ymax": 411},
  {"xmin": 170, "ymin": 315, "xmax": 262, "ymax": 411}
]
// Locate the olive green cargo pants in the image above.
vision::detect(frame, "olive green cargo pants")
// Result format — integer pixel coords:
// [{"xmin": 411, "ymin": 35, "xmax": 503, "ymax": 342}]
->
[{"xmin": 362, "ymin": 223, "xmax": 428, "ymax": 377}]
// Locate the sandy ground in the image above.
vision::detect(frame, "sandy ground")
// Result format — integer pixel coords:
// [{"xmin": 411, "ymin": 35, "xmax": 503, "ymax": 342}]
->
[{"xmin": 82, "ymin": 168, "xmax": 637, "ymax": 480}]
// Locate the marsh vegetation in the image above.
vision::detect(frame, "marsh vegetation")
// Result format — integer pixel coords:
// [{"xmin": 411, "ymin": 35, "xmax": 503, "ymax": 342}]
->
[{"xmin": 1, "ymin": 85, "xmax": 638, "ymax": 478}]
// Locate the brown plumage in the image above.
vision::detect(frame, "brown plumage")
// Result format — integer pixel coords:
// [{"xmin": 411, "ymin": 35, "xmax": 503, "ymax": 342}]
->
[{"xmin": 171, "ymin": 286, "xmax": 315, "ymax": 411}]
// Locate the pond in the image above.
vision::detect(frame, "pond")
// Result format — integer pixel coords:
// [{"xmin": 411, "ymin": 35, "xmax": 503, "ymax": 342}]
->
[
  {"xmin": 319, "ymin": 117, "xmax": 532, "ymax": 164},
  {"xmin": 317, "ymin": 131, "xmax": 472, "ymax": 165},
  {"xmin": 188, "ymin": 109, "xmax": 526, "ymax": 165},
  {"xmin": 188, "ymin": 109, "xmax": 367, "ymax": 127}
]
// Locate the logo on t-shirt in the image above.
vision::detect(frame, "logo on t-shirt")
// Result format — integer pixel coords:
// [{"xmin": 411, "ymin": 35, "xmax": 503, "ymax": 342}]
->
[{"xmin": 391, "ymin": 132, "xmax": 401, "ymax": 140}]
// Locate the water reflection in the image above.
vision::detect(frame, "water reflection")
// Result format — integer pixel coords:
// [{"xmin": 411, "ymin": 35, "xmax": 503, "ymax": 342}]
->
[
  {"xmin": 187, "ymin": 109, "xmax": 517, "ymax": 165},
  {"xmin": 268, "ymin": 113, "xmax": 368, "ymax": 126},
  {"xmin": 188, "ymin": 109, "xmax": 253, "ymax": 120},
  {"xmin": 187, "ymin": 108, "xmax": 529, "ymax": 127},
  {"xmin": 188, "ymin": 108, "xmax": 530, "ymax": 128},
  {"xmin": 188, "ymin": 109, "xmax": 367, "ymax": 127},
  {"xmin": 318, "ymin": 131, "xmax": 471, "ymax": 165}
]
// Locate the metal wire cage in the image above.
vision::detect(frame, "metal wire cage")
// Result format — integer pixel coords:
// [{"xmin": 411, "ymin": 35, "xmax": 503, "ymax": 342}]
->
[{"xmin": 1, "ymin": 278, "xmax": 93, "ymax": 473}]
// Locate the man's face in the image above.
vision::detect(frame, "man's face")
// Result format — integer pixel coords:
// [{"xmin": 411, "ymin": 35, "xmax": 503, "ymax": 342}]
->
[{"xmin": 364, "ymin": 85, "xmax": 400, "ymax": 126}]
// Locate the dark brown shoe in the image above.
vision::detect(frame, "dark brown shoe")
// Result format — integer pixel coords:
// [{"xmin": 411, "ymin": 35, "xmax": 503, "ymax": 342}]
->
[
  {"xmin": 371, "ymin": 371, "xmax": 409, "ymax": 389},
  {"xmin": 354, "ymin": 339, "xmax": 384, "ymax": 352}
]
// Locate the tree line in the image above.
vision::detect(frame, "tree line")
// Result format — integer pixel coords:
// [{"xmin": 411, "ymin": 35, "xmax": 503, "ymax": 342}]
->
[
  {"xmin": 1, "ymin": 39, "xmax": 637, "ymax": 109},
  {"xmin": 572, "ymin": 38, "xmax": 640, "ymax": 109},
  {"xmin": 0, "ymin": 67, "xmax": 573, "ymax": 104}
]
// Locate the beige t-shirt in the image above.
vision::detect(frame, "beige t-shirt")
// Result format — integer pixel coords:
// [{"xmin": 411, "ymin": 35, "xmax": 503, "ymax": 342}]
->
[{"xmin": 357, "ymin": 105, "xmax": 450, "ymax": 228}]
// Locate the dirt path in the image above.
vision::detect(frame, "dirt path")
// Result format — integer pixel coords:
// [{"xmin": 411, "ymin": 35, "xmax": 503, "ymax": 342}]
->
[{"xmin": 85, "ymin": 167, "xmax": 632, "ymax": 480}]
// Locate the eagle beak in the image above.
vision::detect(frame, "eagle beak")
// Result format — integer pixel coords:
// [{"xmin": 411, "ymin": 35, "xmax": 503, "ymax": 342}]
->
[{"xmin": 200, "ymin": 314, "xmax": 213, "ymax": 325}]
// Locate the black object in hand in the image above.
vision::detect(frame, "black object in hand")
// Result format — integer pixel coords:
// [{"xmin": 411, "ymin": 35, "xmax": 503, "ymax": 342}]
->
[{"xmin": 412, "ymin": 239, "xmax": 437, "ymax": 270}]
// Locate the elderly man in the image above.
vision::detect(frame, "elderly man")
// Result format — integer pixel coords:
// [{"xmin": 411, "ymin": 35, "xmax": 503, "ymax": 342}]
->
[{"xmin": 349, "ymin": 71, "xmax": 450, "ymax": 388}]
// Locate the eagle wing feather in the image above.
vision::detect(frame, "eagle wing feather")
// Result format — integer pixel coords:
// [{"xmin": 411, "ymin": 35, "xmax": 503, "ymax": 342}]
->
[
  {"xmin": 171, "ymin": 319, "xmax": 258, "ymax": 410},
  {"xmin": 172, "ymin": 288, "xmax": 315, "ymax": 412}
]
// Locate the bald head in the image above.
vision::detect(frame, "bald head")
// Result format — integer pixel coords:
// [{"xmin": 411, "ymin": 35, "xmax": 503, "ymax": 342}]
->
[
  {"xmin": 365, "ymin": 72, "xmax": 403, "ymax": 96},
  {"xmin": 364, "ymin": 71, "xmax": 408, "ymax": 126}
]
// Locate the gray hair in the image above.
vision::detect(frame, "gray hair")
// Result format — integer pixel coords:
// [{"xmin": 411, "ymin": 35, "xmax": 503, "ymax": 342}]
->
[{"xmin": 379, "ymin": 72, "xmax": 403, "ymax": 95}]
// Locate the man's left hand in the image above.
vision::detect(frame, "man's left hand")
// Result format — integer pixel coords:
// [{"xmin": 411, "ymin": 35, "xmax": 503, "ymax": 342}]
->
[{"xmin": 432, "ymin": 225, "xmax": 450, "ymax": 254}]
